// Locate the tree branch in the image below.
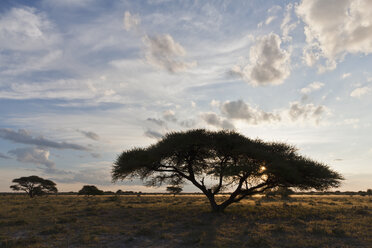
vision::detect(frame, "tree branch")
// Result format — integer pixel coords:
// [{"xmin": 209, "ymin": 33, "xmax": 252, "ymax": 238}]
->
[{"xmin": 212, "ymin": 158, "xmax": 227, "ymax": 195}]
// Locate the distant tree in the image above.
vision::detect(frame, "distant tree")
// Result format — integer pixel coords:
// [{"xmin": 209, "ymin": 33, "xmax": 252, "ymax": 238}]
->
[
  {"xmin": 266, "ymin": 187, "xmax": 294, "ymax": 199},
  {"xmin": 358, "ymin": 190, "xmax": 367, "ymax": 196},
  {"xmin": 166, "ymin": 185, "xmax": 183, "ymax": 196},
  {"xmin": 10, "ymin": 175, "xmax": 57, "ymax": 198},
  {"xmin": 112, "ymin": 129, "xmax": 343, "ymax": 212},
  {"xmin": 367, "ymin": 189, "xmax": 372, "ymax": 196},
  {"xmin": 78, "ymin": 185, "xmax": 103, "ymax": 196},
  {"xmin": 116, "ymin": 189, "xmax": 123, "ymax": 195}
]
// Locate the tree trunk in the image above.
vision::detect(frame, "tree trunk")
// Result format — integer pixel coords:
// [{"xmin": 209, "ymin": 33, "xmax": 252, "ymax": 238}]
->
[{"xmin": 206, "ymin": 194, "xmax": 227, "ymax": 213}]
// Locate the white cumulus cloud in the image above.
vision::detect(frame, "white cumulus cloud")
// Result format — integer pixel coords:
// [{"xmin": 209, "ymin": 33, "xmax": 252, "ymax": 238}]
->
[
  {"xmin": 350, "ymin": 86, "xmax": 371, "ymax": 98},
  {"xmin": 288, "ymin": 101, "xmax": 325, "ymax": 123},
  {"xmin": 296, "ymin": 0, "xmax": 372, "ymax": 71},
  {"xmin": 8, "ymin": 147, "xmax": 55, "ymax": 169},
  {"xmin": 200, "ymin": 112, "xmax": 235, "ymax": 130},
  {"xmin": 231, "ymin": 33, "xmax": 291, "ymax": 86},
  {"xmin": 220, "ymin": 100, "xmax": 281, "ymax": 124}
]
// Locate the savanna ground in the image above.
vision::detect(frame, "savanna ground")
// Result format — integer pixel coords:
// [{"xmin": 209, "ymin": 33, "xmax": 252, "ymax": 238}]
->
[{"xmin": 0, "ymin": 194, "xmax": 371, "ymax": 248}]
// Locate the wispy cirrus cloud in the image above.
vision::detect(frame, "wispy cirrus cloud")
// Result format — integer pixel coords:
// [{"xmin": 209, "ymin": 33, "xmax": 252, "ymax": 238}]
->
[
  {"xmin": 0, "ymin": 7, "xmax": 59, "ymax": 51},
  {"xmin": 0, "ymin": 128, "xmax": 89, "ymax": 151},
  {"xmin": 144, "ymin": 130, "xmax": 164, "ymax": 140},
  {"xmin": 0, "ymin": 152, "xmax": 11, "ymax": 159},
  {"xmin": 146, "ymin": 118, "xmax": 166, "ymax": 127},
  {"xmin": 281, "ymin": 3, "xmax": 297, "ymax": 42},
  {"xmin": 77, "ymin": 130, "xmax": 100, "ymax": 141},
  {"xmin": 143, "ymin": 34, "xmax": 197, "ymax": 73},
  {"xmin": 123, "ymin": 11, "xmax": 141, "ymax": 31}
]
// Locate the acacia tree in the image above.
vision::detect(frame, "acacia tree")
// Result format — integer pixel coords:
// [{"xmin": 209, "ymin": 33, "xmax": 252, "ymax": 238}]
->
[
  {"xmin": 10, "ymin": 175, "xmax": 58, "ymax": 198},
  {"xmin": 78, "ymin": 185, "xmax": 104, "ymax": 196},
  {"xmin": 112, "ymin": 129, "xmax": 343, "ymax": 212},
  {"xmin": 166, "ymin": 185, "xmax": 183, "ymax": 196}
]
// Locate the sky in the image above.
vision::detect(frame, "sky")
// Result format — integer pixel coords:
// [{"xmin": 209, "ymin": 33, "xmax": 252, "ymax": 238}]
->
[{"xmin": 0, "ymin": 0, "xmax": 371, "ymax": 192}]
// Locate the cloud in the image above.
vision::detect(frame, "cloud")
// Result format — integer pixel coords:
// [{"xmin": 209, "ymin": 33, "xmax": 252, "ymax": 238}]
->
[
  {"xmin": 231, "ymin": 33, "xmax": 291, "ymax": 86},
  {"xmin": 220, "ymin": 100, "xmax": 281, "ymax": 124},
  {"xmin": 300, "ymin": 81, "xmax": 324, "ymax": 94},
  {"xmin": 145, "ymin": 110, "xmax": 197, "ymax": 136},
  {"xmin": 90, "ymin": 153, "xmax": 101, "ymax": 158},
  {"xmin": 0, "ymin": 128, "xmax": 89, "ymax": 151},
  {"xmin": 53, "ymin": 167, "xmax": 112, "ymax": 185},
  {"xmin": 201, "ymin": 112, "xmax": 235, "ymax": 130},
  {"xmin": 265, "ymin": 16, "xmax": 277, "ymax": 25},
  {"xmin": 143, "ymin": 34, "xmax": 197, "ymax": 73},
  {"xmin": 202, "ymin": 99, "xmax": 327, "ymax": 127},
  {"xmin": 144, "ymin": 130, "xmax": 164, "ymax": 139},
  {"xmin": 0, "ymin": 7, "xmax": 58, "ymax": 51},
  {"xmin": 281, "ymin": 3, "xmax": 297, "ymax": 42},
  {"xmin": 350, "ymin": 86, "xmax": 371, "ymax": 98},
  {"xmin": 8, "ymin": 147, "xmax": 55, "ymax": 169},
  {"xmin": 341, "ymin": 73, "xmax": 351, "ymax": 79},
  {"xmin": 296, "ymin": 0, "xmax": 372, "ymax": 71},
  {"xmin": 146, "ymin": 118, "xmax": 166, "ymax": 127},
  {"xmin": 288, "ymin": 101, "xmax": 325, "ymax": 123},
  {"xmin": 123, "ymin": 11, "xmax": 141, "ymax": 31},
  {"xmin": 179, "ymin": 119, "xmax": 196, "ymax": 128},
  {"xmin": 163, "ymin": 110, "xmax": 177, "ymax": 122},
  {"xmin": 268, "ymin": 5, "xmax": 282, "ymax": 13},
  {"xmin": 77, "ymin": 130, "xmax": 100, "ymax": 141},
  {"xmin": 0, "ymin": 79, "xmax": 99, "ymax": 100},
  {"xmin": 0, "ymin": 152, "xmax": 11, "ymax": 159},
  {"xmin": 210, "ymin": 100, "xmax": 220, "ymax": 107},
  {"xmin": 42, "ymin": 0, "xmax": 94, "ymax": 7},
  {"xmin": 1, "ymin": 50, "xmax": 63, "ymax": 76}
]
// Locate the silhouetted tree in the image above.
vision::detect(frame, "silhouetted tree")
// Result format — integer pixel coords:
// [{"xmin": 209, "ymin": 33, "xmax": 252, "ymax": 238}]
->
[
  {"xmin": 78, "ymin": 185, "xmax": 103, "ymax": 196},
  {"xmin": 10, "ymin": 175, "xmax": 57, "ymax": 198},
  {"xmin": 367, "ymin": 189, "xmax": 372, "ymax": 196},
  {"xmin": 266, "ymin": 187, "xmax": 294, "ymax": 199},
  {"xmin": 112, "ymin": 129, "xmax": 343, "ymax": 212},
  {"xmin": 166, "ymin": 185, "xmax": 183, "ymax": 196}
]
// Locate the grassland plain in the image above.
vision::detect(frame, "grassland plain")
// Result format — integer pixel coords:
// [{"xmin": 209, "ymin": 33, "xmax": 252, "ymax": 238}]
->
[{"xmin": 0, "ymin": 194, "xmax": 371, "ymax": 248}]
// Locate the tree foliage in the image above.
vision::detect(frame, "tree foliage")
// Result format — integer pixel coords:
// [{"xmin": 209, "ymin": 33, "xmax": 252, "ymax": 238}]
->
[
  {"xmin": 10, "ymin": 175, "xmax": 57, "ymax": 198},
  {"xmin": 266, "ymin": 187, "xmax": 294, "ymax": 199},
  {"xmin": 78, "ymin": 185, "xmax": 104, "ymax": 196},
  {"xmin": 166, "ymin": 185, "xmax": 183, "ymax": 196},
  {"xmin": 112, "ymin": 129, "xmax": 343, "ymax": 212}
]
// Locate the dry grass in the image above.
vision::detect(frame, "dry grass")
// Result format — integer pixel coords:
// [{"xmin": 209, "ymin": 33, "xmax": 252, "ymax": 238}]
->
[{"xmin": 0, "ymin": 194, "xmax": 371, "ymax": 247}]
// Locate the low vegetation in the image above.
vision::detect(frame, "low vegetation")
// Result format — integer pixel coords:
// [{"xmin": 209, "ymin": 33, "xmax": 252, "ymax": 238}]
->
[{"xmin": 0, "ymin": 194, "xmax": 371, "ymax": 247}]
